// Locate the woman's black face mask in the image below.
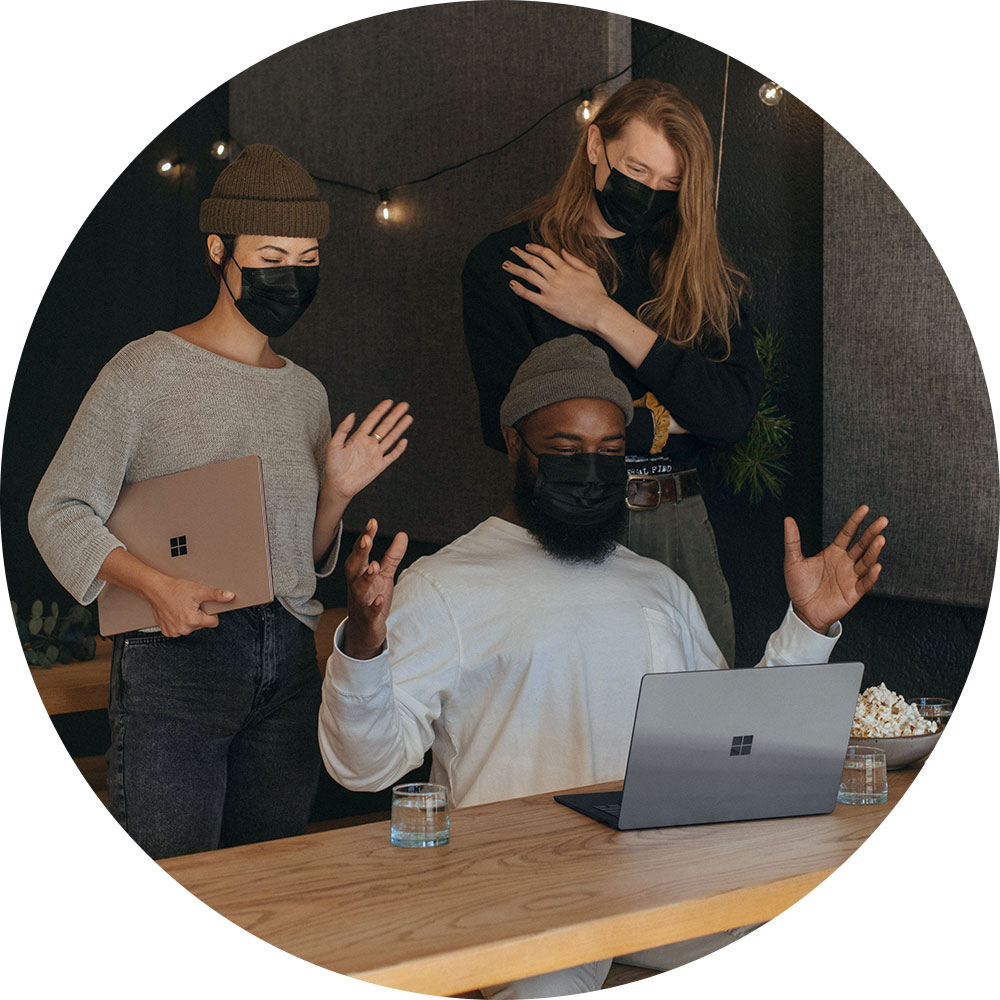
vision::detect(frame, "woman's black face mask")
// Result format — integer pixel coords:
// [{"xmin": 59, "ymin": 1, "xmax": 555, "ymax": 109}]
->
[
  {"xmin": 592, "ymin": 135, "xmax": 679, "ymax": 236},
  {"xmin": 521, "ymin": 437, "xmax": 626, "ymax": 526},
  {"xmin": 223, "ymin": 258, "xmax": 319, "ymax": 338}
]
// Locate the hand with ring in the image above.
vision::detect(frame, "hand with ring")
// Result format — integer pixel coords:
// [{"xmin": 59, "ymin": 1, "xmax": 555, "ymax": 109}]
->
[{"xmin": 321, "ymin": 399, "xmax": 412, "ymax": 505}]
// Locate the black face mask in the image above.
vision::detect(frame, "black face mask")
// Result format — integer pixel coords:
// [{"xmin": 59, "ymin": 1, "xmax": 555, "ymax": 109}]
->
[
  {"xmin": 223, "ymin": 260, "xmax": 319, "ymax": 338},
  {"xmin": 522, "ymin": 438, "xmax": 626, "ymax": 526},
  {"xmin": 592, "ymin": 137, "xmax": 679, "ymax": 235}
]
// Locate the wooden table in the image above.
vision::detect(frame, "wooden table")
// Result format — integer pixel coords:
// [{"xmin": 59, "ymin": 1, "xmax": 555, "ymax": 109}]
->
[{"xmin": 161, "ymin": 768, "xmax": 916, "ymax": 995}]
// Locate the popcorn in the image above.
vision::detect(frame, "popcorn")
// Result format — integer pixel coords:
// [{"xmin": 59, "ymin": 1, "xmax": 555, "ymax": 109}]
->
[{"xmin": 851, "ymin": 683, "xmax": 938, "ymax": 738}]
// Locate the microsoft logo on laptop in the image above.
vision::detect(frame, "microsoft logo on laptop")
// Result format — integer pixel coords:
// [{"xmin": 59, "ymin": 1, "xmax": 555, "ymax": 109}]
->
[
  {"xmin": 730, "ymin": 734, "xmax": 754, "ymax": 756},
  {"xmin": 169, "ymin": 535, "xmax": 188, "ymax": 558}
]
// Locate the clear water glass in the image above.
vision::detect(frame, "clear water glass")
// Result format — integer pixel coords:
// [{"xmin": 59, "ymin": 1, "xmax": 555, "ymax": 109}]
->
[
  {"xmin": 390, "ymin": 783, "xmax": 450, "ymax": 847},
  {"xmin": 837, "ymin": 745, "xmax": 888, "ymax": 805}
]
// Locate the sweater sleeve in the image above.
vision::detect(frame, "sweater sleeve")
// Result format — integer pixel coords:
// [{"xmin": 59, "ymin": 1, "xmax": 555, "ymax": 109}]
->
[
  {"xmin": 461, "ymin": 238, "xmax": 541, "ymax": 452},
  {"xmin": 311, "ymin": 394, "xmax": 342, "ymax": 579},
  {"xmin": 28, "ymin": 366, "xmax": 140, "ymax": 604},
  {"xmin": 318, "ymin": 567, "xmax": 461, "ymax": 792},
  {"xmin": 633, "ymin": 311, "xmax": 765, "ymax": 446}
]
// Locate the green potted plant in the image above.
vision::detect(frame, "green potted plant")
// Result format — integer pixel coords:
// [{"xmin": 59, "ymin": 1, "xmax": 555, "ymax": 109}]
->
[
  {"xmin": 716, "ymin": 326, "xmax": 793, "ymax": 505},
  {"xmin": 12, "ymin": 599, "xmax": 98, "ymax": 668}
]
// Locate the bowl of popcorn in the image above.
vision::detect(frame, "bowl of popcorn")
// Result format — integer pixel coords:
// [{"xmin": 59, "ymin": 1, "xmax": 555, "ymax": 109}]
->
[{"xmin": 849, "ymin": 683, "xmax": 950, "ymax": 770}]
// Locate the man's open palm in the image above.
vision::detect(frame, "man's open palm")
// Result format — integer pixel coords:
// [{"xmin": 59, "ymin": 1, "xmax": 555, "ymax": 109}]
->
[{"xmin": 784, "ymin": 505, "xmax": 887, "ymax": 634}]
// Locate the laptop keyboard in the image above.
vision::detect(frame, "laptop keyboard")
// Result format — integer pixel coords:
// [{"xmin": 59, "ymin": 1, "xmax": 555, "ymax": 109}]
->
[{"xmin": 593, "ymin": 801, "xmax": 621, "ymax": 819}]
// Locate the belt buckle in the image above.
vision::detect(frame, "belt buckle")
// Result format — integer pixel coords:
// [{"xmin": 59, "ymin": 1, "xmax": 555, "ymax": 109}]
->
[{"xmin": 626, "ymin": 475, "xmax": 662, "ymax": 511}]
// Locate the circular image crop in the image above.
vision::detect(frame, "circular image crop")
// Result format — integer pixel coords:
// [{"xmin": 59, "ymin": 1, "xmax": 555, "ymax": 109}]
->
[{"xmin": 3, "ymin": 2, "xmax": 995, "ymax": 998}]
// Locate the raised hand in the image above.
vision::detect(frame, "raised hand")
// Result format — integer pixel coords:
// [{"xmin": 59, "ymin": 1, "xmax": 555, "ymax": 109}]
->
[
  {"xmin": 343, "ymin": 518, "xmax": 409, "ymax": 660},
  {"xmin": 784, "ymin": 505, "xmax": 888, "ymax": 635},
  {"xmin": 322, "ymin": 399, "xmax": 412, "ymax": 505}
]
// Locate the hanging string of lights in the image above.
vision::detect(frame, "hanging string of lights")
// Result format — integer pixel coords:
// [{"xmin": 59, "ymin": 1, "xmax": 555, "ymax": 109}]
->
[
  {"xmin": 303, "ymin": 30, "xmax": 677, "ymax": 223},
  {"xmin": 157, "ymin": 31, "xmax": 784, "ymax": 227},
  {"xmin": 156, "ymin": 32, "xmax": 671, "ymax": 209}
]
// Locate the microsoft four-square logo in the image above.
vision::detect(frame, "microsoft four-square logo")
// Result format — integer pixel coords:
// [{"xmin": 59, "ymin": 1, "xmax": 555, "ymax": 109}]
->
[
  {"xmin": 730, "ymin": 734, "xmax": 754, "ymax": 756},
  {"xmin": 170, "ymin": 535, "xmax": 188, "ymax": 557}
]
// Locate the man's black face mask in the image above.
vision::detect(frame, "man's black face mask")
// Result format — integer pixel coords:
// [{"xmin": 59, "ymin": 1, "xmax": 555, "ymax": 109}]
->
[
  {"xmin": 523, "ymin": 440, "xmax": 626, "ymax": 527},
  {"xmin": 512, "ymin": 442, "xmax": 627, "ymax": 564},
  {"xmin": 592, "ymin": 134, "xmax": 678, "ymax": 236}
]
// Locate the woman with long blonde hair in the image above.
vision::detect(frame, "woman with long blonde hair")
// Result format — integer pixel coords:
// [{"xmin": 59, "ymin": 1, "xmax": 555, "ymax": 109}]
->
[{"xmin": 463, "ymin": 78, "xmax": 763, "ymax": 668}]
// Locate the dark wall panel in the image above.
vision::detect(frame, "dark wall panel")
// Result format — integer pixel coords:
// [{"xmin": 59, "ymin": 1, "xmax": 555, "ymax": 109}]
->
[{"xmin": 823, "ymin": 125, "xmax": 998, "ymax": 608}]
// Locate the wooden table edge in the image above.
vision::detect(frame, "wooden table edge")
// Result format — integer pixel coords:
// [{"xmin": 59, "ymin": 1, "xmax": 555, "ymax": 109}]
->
[{"xmin": 349, "ymin": 867, "xmax": 839, "ymax": 994}]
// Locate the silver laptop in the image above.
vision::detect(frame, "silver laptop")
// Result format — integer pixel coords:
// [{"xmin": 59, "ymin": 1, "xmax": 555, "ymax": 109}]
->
[
  {"xmin": 97, "ymin": 455, "xmax": 274, "ymax": 636},
  {"xmin": 555, "ymin": 661, "xmax": 864, "ymax": 829}
]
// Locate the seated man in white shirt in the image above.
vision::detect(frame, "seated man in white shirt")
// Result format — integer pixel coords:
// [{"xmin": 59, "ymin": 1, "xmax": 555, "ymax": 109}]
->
[{"xmin": 318, "ymin": 335, "xmax": 887, "ymax": 998}]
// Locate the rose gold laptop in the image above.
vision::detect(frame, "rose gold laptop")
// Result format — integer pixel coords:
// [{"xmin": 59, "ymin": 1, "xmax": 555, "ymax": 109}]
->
[{"xmin": 97, "ymin": 455, "xmax": 274, "ymax": 635}]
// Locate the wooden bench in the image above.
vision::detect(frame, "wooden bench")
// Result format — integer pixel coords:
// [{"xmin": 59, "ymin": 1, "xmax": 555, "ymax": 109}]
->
[{"xmin": 30, "ymin": 607, "xmax": 348, "ymax": 716}]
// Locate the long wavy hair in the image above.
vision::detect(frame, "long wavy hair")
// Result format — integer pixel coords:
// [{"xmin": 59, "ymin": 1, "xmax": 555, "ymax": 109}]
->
[{"xmin": 521, "ymin": 79, "xmax": 748, "ymax": 357}]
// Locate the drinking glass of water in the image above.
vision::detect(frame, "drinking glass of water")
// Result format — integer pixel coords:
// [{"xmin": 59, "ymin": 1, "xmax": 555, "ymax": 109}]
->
[
  {"xmin": 391, "ymin": 782, "xmax": 450, "ymax": 847},
  {"xmin": 837, "ymin": 745, "xmax": 888, "ymax": 805}
]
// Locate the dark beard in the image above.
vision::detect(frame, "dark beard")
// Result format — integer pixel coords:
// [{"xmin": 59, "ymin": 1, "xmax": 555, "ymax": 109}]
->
[{"xmin": 512, "ymin": 453, "xmax": 627, "ymax": 565}]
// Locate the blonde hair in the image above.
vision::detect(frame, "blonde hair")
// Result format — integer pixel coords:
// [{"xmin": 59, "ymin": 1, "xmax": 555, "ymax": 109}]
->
[{"xmin": 521, "ymin": 79, "xmax": 748, "ymax": 356}]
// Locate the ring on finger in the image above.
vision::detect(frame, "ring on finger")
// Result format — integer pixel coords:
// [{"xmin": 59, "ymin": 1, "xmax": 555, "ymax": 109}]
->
[{"xmin": 373, "ymin": 432, "xmax": 383, "ymax": 442}]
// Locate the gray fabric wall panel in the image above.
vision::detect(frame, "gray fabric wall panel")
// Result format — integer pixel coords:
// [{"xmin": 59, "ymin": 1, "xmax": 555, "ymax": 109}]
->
[
  {"xmin": 823, "ymin": 124, "xmax": 998, "ymax": 607},
  {"xmin": 229, "ymin": 2, "xmax": 630, "ymax": 542}
]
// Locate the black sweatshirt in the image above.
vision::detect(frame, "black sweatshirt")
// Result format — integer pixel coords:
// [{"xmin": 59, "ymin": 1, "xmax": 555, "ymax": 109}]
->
[{"xmin": 461, "ymin": 220, "xmax": 766, "ymax": 476}]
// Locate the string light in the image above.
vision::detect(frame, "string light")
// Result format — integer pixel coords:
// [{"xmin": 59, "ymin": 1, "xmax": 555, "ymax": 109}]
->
[
  {"xmin": 155, "ymin": 157, "xmax": 182, "ymax": 176},
  {"xmin": 194, "ymin": 32, "xmax": 679, "ymax": 225},
  {"xmin": 759, "ymin": 82, "xmax": 783, "ymax": 106},
  {"xmin": 376, "ymin": 188, "xmax": 392, "ymax": 224}
]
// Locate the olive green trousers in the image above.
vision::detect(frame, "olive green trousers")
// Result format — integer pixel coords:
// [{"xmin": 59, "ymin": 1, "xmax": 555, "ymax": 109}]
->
[{"xmin": 618, "ymin": 493, "xmax": 736, "ymax": 669}]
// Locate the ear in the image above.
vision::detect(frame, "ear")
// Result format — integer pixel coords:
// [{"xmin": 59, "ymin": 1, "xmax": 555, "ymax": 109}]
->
[
  {"xmin": 207, "ymin": 234, "xmax": 226, "ymax": 265},
  {"xmin": 500, "ymin": 425, "xmax": 522, "ymax": 464},
  {"xmin": 586, "ymin": 124, "xmax": 603, "ymax": 166}
]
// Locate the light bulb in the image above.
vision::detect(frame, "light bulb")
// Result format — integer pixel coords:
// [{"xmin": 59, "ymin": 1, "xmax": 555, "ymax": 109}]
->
[
  {"xmin": 376, "ymin": 189, "xmax": 392, "ymax": 224},
  {"xmin": 575, "ymin": 89, "xmax": 596, "ymax": 125},
  {"xmin": 759, "ymin": 82, "xmax": 784, "ymax": 106},
  {"xmin": 156, "ymin": 157, "xmax": 178, "ymax": 175},
  {"xmin": 210, "ymin": 139, "xmax": 231, "ymax": 160}
]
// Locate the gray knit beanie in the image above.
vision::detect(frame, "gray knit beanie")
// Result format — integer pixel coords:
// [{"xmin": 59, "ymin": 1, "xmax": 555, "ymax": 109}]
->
[
  {"xmin": 499, "ymin": 335, "xmax": 634, "ymax": 429},
  {"xmin": 199, "ymin": 144, "xmax": 330, "ymax": 237}
]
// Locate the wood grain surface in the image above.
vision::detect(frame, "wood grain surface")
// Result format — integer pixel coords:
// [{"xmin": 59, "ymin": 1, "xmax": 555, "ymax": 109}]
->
[{"xmin": 161, "ymin": 769, "xmax": 916, "ymax": 995}]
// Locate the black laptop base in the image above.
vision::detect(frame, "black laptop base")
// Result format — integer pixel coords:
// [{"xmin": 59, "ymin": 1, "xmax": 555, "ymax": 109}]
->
[{"xmin": 554, "ymin": 791, "xmax": 625, "ymax": 829}]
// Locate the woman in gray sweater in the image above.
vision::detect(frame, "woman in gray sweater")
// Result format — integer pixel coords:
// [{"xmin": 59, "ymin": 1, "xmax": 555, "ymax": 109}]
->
[{"xmin": 28, "ymin": 144, "xmax": 411, "ymax": 860}]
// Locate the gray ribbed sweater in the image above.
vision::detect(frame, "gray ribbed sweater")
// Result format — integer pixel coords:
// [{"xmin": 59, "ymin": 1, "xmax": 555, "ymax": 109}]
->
[{"xmin": 28, "ymin": 331, "xmax": 339, "ymax": 629}]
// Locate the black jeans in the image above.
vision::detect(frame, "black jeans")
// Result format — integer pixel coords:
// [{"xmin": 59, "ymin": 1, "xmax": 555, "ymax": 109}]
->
[{"xmin": 107, "ymin": 600, "xmax": 322, "ymax": 860}]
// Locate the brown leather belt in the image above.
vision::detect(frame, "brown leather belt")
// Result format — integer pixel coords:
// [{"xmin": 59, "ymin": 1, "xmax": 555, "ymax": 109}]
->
[{"xmin": 626, "ymin": 469, "xmax": 701, "ymax": 510}]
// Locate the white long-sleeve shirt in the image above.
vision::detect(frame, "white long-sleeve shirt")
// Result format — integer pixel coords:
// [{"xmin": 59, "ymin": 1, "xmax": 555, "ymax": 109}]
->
[{"xmin": 319, "ymin": 517, "xmax": 840, "ymax": 809}]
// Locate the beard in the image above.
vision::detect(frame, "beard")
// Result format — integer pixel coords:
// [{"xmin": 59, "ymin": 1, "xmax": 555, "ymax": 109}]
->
[{"xmin": 512, "ymin": 453, "xmax": 627, "ymax": 565}]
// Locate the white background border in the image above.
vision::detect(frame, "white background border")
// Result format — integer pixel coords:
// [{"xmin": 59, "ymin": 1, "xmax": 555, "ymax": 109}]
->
[{"xmin": 3, "ymin": 2, "xmax": 995, "ymax": 996}]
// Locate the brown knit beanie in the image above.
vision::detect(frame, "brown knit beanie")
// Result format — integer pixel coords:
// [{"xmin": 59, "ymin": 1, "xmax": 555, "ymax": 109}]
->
[
  {"xmin": 199, "ymin": 144, "xmax": 330, "ymax": 237},
  {"xmin": 500, "ymin": 335, "xmax": 634, "ymax": 429}
]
